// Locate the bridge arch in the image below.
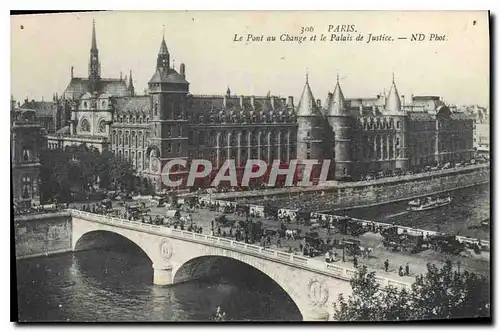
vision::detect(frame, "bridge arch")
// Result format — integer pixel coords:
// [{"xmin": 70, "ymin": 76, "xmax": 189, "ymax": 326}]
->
[
  {"xmin": 173, "ymin": 255, "xmax": 303, "ymax": 320},
  {"xmin": 73, "ymin": 230, "xmax": 154, "ymax": 264},
  {"xmin": 71, "ymin": 216, "xmax": 168, "ymax": 272}
]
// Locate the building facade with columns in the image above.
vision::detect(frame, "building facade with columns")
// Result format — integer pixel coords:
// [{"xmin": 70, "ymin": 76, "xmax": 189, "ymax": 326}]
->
[{"xmin": 45, "ymin": 21, "xmax": 473, "ymax": 190}]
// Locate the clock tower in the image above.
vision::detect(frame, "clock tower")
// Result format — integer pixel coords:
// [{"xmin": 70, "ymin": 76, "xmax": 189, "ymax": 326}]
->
[
  {"xmin": 148, "ymin": 33, "xmax": 190, "ymax": 191},
  {"xmin": 89, "ymin": 19, "xmax": 101, "ymax": 92}
]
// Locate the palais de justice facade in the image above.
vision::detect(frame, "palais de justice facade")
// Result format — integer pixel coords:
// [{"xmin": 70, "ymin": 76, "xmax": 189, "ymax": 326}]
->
[{"xmin": 44, "ymin": 21, "xmax": 474, "ymax": 191}]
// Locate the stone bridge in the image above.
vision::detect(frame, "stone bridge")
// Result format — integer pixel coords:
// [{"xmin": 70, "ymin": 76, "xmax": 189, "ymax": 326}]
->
[{"xmin": 70, "ymin": 209, "xmax": 411, "ymax": 321}]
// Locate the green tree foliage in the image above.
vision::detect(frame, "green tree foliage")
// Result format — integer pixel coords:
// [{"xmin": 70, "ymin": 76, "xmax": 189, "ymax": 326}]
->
[
  {"xmin": 39, "ymin": 144, "xmax": 138, "ymax": 203},
  {"xmin": 333, "ymin": 261, "xmax": 490, "ymax": 321}
]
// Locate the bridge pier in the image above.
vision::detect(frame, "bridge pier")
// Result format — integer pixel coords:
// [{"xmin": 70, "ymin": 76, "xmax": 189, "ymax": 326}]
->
[
  {"xmin": 153, "ymin": 264, "xmax": 173, "ymax": 286},
  {"xmin": 302, "ymin": 308, "xmax": 330, "ymax": 321}
]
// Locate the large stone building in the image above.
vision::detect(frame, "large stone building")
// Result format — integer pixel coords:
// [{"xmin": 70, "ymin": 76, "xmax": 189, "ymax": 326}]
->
[
  {"xmin": 295, "ymin": 75, "xmax": 475, "ymax": 181},
  {"xmin": 46, "ymin": 21, "xmax": 474, "ymax": 190},
  {"xmin": 11, "ymin": 97, "xmax": 46, "ymax": 207}
]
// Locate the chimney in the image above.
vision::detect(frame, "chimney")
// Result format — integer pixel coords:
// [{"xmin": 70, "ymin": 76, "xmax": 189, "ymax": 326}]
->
[
  {"xmin": 251, "ymin": 96, "xmax": 256, "ymax": 110},
  {"xmin": 287, "ymin": 96, "xmax": 294, "ymax": 107},
  {"xmin": 401, "ymin": 95, "xmax": 405, "ymax": 107},
  {"xmin": 316, "ymin": 99, "xmax": 322, "ymax": 108},
  {"xmin": 239, "ymin": 95, "xmax": 244, "ymax": 109},
  {"xmin": 180, "ymin": 63, "xmax": 185, "ymax": 78}
]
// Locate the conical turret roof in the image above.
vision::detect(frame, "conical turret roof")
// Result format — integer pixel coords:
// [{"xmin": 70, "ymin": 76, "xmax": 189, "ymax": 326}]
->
[
  {"xmin": 159, "ymin": 35, "xmax": 169, "ymax": 55},
  {"xmin": 296, "ymin": 74, "xmax": 320, "ymax": 117},
  {"xmin": 326, "ymin": 75, "xmax": 346, "ymax": 116},
  {"xmin": 385, "ymin": 74, "xmax": 402, "ymax": 114}
]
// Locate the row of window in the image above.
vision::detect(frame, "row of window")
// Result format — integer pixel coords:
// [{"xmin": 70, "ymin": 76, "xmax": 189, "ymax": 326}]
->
[
  {"xmin": 114, "ymin": 115, "xmax": 150, "ymax": 124},
  {"xmin": 358, "ymin": 119, "xmax": 402, "ymax": 130},
  {"xmin": 111, "ymin": 131, "xmax": 149, "ymax": 148},
  {"xmin": 188, "ymin": 113, "xmax": 296, "ymax": 125},
  {"xmin": 193, "ymin": 129, "xmax": 295, "ymax": 146}
]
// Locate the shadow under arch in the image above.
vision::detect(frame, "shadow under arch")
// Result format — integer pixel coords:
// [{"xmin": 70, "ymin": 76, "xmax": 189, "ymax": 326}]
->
[
  {"xmin": 74, "ymin": 230, "xmax": 152, "ymax": 263},
  {"xmin": 173, "ymin": 255, "xmax": 302, "ymax": 321},
  {"xmin": 73, "ymin": 230, "xmax": 155, "ymax": 285}
]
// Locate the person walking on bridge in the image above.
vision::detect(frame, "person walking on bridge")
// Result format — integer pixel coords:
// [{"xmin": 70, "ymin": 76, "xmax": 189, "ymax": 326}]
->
[
  {"xmin": 405, "ymin": 262, "xmax": 410, "ymax": 276},
  {"xmin": 384, "ymin": 259, "xmax": 389, "ymax": 272}
]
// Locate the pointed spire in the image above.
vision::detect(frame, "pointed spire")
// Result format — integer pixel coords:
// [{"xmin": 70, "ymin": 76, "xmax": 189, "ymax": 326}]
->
[
  {"xmin": 297, "ymin": 74, "xmax": 319, "ymax": 117},
  {"xmin": 326, "ymin": 73, "xmax": 346, "ymax": 116},
  {"xmin": 91, "ymin": 19, "xmax": 97, "ymax": 51},
  {"xmin": 128, "ymin": 70, "xmax": 135, "ymax": 96},
  {"xmin": 159, "ymin": 28, "xmax": 169, "ymax": 55},
  {"xmin": 385, "ymin": 74, "xmax": 402, "ymax": 114}
]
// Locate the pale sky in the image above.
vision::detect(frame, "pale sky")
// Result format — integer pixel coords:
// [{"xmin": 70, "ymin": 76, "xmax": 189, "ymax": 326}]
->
[{"xmin": 11, "ymin": 11, "xmax": 489, "ymax": 107}]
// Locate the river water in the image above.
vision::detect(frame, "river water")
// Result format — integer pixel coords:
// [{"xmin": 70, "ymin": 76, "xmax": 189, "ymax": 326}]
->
[
  {"xmin": 15, "ymin": 184, "xmax": 490, "ymax": 322},
  {"xmin": 16, "ymin": 247, "xmax": 302, "ymax": 322},
  {"xmin": 336, "ymin": 184, "xmax": 491, "ymax": 240}
]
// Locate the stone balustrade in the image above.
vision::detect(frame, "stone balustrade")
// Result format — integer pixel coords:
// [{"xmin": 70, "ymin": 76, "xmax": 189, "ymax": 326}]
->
[{"xmin": 69, "ymin": 209, "xmax": 413, "ymax": 290}]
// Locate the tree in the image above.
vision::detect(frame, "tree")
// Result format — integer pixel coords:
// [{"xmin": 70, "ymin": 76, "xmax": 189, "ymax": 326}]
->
[
  {"xmin": 40, "ymin": 144, "xmax": 137, "ymax": 203},
  {"xmin": 333, "ymin": 261, "xmax": 490, "ymax": 321}
]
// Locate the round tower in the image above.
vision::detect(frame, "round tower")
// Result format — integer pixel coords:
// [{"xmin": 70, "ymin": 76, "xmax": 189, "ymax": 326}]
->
[
  {"xmin": 296, "ymin": 74, "xmax": 324, "ymax": 162},
  {"xmin": 295, "ymin": 74, "xmax": 327, "ymax": 182},
  {"xmin": 385, "ymin": 75, "xmax": 408, "ymax": 171},
  {"xmin": 326, "ymin": 75, "xmax": 353, "ymax": 181}
]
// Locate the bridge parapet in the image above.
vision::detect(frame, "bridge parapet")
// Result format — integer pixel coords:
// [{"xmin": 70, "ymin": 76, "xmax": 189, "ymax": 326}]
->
[{"xmin": 69, "ymin": 209, "xmax": 412, "ymax": 291}]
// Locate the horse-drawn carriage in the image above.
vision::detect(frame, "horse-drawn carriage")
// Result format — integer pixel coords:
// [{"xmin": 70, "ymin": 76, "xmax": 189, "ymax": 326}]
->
[
  {"xmin": 335, "ymin": 217, "xmax": 367, "ymax": 236},
  {"xmin": 428, "ymin": 234, "xmax": 465, "ymax": 255},
  {"xmin": 381, "ymin": 226, "xmax": 426, "ymax": 253},
  {"xmin": 303, "ymin": 232, "xmax": 324, "ymax": 257},
  {"xmin": 215, "ymin": 214, "xmax": 236, "ymax": 227}
]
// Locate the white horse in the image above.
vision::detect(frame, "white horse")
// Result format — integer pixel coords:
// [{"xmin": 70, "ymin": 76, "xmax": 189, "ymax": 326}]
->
[
  {"xmin": 285, "ymin": 229, "xmax": 298, "ymax": 240},
  {"xmin": 359, "ymin": 246, "xmax": 373, "ymax": 258}
]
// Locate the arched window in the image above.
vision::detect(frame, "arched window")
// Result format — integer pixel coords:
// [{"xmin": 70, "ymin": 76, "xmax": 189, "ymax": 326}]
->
[
  {"xmin": 80, "ymin": 118, "xmax": 90, "ymax": 132},
  {"xmin": 98, "ymin": 120, "xmax": 106, "ymax": 133}
]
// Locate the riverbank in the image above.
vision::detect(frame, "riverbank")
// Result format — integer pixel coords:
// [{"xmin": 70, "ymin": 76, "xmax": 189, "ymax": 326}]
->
[{"xmin": 219, "ymin": 165, "xmax": 489, "ymax": 212}]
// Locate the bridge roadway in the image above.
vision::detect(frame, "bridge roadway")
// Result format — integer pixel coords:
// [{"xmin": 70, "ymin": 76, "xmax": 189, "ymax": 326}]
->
[{"xmin": 70, "ymin": 209, "xmax": 412, "ymax": 321}]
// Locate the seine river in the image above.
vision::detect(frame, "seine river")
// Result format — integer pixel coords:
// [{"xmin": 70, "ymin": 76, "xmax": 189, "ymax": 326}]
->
[
  {"xmin": 16, "ymin": 247, "xmax": 302, "ymax": 322},
  {"xmin": 16, "ymin": 183, "xmax": 490, "ymax": 322},
  {"xmin": 336, "ymin": 184, "xmax": 491, "ymax": 240}
]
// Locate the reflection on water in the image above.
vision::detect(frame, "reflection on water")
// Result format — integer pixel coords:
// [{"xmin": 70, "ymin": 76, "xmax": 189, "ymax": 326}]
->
[
  {"xmin": 16, "ymin": 246, "xmax": 302, "ymax": 322},
  {"xmin": 337, "ymin": 184, "xmax": 490, "ymax": 240}
]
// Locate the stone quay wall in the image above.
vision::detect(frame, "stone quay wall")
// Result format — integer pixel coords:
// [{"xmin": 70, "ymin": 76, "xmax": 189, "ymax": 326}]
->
[
  {"xmin": 209, "ymin": 165, "xmax": 490, "ymax": 212},
  {"xmin": 14, "ymin": 212, "xmax": 73, "ymax": 259}
]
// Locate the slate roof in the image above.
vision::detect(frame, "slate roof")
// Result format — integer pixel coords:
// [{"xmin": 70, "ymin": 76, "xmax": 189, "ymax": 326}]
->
[
  {"xmin": 63, "ymin": 77, "xmax": 130, "ymax": 100},
  {"xmin": 407, "ymin": 111, "xmax": 435, "ymax": 121},
  {"xmin": 148, "ymin": 68, "xmax": 189, "ymax": 84},
  {"xmin": 186, "ymin": 94, "xmax": 294, "ymax": 123},
  {"xmin": 114, "ymin": 96, "xmax": 151, "ymax": 115},
  {"xmin": 20, "ymin": 101, "xmax": 54, "ymax": 117}
]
